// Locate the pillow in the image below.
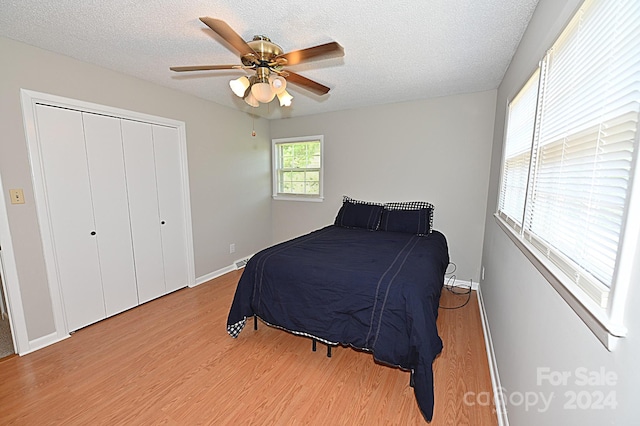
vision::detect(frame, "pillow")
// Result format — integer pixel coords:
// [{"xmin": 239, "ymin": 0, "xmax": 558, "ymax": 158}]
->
[
  {"xmin": 381, "ymin": 201, "xmax": 435, "ymax": 235},
  {"xmin": 334, "ymin": 196, "xmax": 383, "ymax": 230},
  {"xmin": 379, "ymin": 208, "xmax": 432, "ymax": 235}
]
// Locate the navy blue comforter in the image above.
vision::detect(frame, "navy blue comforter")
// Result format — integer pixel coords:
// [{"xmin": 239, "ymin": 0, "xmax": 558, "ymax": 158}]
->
[{"xmin": 226, "ymin": 225, "xmax": 449, "ymax": 421}]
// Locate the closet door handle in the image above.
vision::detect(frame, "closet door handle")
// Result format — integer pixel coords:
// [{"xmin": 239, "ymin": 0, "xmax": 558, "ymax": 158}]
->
[{"xmin": 90, "ymin": 231, "xmax": 96, "ymax": 236}]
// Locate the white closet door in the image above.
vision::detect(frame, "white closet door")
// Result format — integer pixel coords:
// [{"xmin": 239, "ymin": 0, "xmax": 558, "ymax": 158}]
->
[
  {"xmin": 153, "ymin": 126, "xmax": 189, "ymax": 293},
  {"xmin": 35, "ymin": 105, "xmax": 105, "ymax": 331},
  {"xmin": 82, "ymin": 113, "xmax": 139, "ymax": 316},
  {"xmin": 121, "ymin": 120, "xmax": 166, "ymax": 303}
]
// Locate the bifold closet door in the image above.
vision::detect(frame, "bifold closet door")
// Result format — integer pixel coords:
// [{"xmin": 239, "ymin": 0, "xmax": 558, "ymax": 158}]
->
[
  {"xmin": 152, "ymin": 126, "xmax": 190, "ymax": 293},
  {"xmin": 82, "ymin": 113, "xmax": 139, "ymax": 316},
  {"xmin": 35, "ymin": 105, "xmax": 105, "ymax": 331},
  {"xmin": 121, "ymin": 120, "xmax": 166, "ymax": 304}
]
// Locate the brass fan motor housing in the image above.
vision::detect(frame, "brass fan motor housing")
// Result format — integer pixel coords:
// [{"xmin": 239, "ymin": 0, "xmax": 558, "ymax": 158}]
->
[{"xmin": 242, "ymin": 35, "xmax": 284, "ymax": 66}]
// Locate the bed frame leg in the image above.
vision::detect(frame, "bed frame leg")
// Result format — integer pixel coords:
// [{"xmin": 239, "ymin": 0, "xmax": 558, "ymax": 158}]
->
[
  {"xmin": 253, "ymin": 315, "xmax": 258, "ymax": 331},
  {"xmin": 410, "ymin": 370, "xmax": 415, "ymax": 388},
  {"xmin": 311, "ymin": 339, "xmax": 333, "ymax": 357}
]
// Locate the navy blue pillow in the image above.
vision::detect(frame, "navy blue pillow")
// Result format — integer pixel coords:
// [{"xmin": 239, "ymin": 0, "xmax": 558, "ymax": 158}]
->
[
  {"xmin": 335, "ymin": 201, "xmax": 383, "ymax": 230},
  {"xmin": 379, "ymin": 208, "xmax": 432, "ymax": 235}
]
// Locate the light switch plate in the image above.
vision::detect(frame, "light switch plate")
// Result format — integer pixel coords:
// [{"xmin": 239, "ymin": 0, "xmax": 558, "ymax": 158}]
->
[{"xmin": 9, "ymin": 189, "xmax": 25, "ymax": 204}]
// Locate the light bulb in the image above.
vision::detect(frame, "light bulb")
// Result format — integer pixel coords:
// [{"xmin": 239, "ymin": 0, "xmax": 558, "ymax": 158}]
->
[
  {"xmin": 251, "ymin": 82, "xmax": 275, "ymax": 103},
  {"xmin": 229, "ymin": 76, "xmax": 250, "ymax": 97},
  {"xmin": 277, "ymin": 90, "xmax": 293, "ymax": 107},
  {"xmin": 269, "ymin": 75, "xmax": 287, "ymax": 95},
  {"xmin": 244, "ymin": 91, "xmax": 259, "ymax": 107}
]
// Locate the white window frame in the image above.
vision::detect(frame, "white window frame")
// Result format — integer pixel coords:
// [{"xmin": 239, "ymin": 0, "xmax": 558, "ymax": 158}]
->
[
  {"xmin": 272, "ymin": 135, "xmax": 324, "ymax": 202},
  {"xmin": 495, "ymin": 0, "xmax": 640, "ymax": 350}
]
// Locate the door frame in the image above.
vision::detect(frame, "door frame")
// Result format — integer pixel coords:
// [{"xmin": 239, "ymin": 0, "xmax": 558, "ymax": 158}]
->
[
  {"xmin": 0, "ymin": 171, "xmax": 25, "ymax": 354},
  {"xmin": 18, "ymin": 89, "xmax": 195, "ymax": 351}
]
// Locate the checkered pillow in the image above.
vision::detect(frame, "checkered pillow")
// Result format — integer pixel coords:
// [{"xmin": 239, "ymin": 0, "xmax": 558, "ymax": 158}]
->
[
  {"xmin": 342, "ymin": 195, "xmax": 383, "ymax": 206},
  {"xmin": 384, "ymin": 201, "xmax": 434, "ymax": 211}
]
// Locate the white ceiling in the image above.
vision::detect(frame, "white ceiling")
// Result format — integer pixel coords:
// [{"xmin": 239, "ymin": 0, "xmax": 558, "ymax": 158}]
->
[{"xmin": 0, "ymin": 0, "xmax": 539, "ymax": 119}]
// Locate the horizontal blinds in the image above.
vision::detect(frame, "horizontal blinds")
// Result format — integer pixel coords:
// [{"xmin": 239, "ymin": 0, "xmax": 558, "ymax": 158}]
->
[
  {"xmin": 498, "ymin": 70, "xmax": 540, "ymax": 226},
  {"xmin": 524, "ymin": 0, "xmax": 640, "ymax": 303},
  {"xmin": 539, "ymin": 0, "xmax": 640, "ymax": 143}
]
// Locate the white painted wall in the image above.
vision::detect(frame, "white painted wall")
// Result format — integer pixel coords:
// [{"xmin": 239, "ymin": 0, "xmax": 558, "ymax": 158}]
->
[
  {"xmin": 481, "ymin": 0, "xmax": 640, "ymax": 423},
  {"xmin": 270, "ymin": 91, "xmax": 497, "ymax": 282},
  {"xmin": 0, "ymin": 37, "xmax": 272, "ymax": 344}
]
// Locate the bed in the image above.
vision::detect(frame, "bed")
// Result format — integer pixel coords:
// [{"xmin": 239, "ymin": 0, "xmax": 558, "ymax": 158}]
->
[{"xmin": 226, "ymin": 197, "xmax": 449, "ymax": 421}]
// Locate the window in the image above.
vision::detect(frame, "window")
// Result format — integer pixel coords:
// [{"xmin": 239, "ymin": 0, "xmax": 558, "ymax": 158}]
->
[
  {"xmin": 497, "ymin": 0, "xmax": 640, "ymax": 348},
  {"xmin": 498, "ymin": 69, "xmax": 540, "ymax": 232},
  {"xmin": 272, "ymin": 135, "xmax": 323, "ymax": 201}
]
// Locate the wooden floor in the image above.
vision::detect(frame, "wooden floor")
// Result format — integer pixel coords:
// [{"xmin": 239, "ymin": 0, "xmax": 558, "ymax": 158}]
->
[{"xmin": 0, "ymin": 270, "xmax": 497, "ymax": 425}]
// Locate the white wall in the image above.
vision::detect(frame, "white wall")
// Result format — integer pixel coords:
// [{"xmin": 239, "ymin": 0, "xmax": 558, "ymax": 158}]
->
[
  {"xmin": 0, "ymin": 37, "xmax": 272, "ymax": 344},
  {"xmin": 270, "ymin": 91, "xmax": 497, "ymax": 282},
  {"xmin": 481, "ymin": 0, "xmax": 640, "ymax": 424}
]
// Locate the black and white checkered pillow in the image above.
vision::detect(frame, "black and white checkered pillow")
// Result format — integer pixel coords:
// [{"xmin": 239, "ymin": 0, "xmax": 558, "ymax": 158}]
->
[
  {"xmin": 342, "ymin": 195, "xmax": 383, "ymax": 206},
  {"xmin": 384, "ymin": 201, "xmax": 434, "ymax": 211}
]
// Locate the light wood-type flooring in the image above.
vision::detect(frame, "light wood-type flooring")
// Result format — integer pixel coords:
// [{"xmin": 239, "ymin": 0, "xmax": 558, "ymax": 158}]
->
[{"xmin": 0, "ymin": 270, "xmax": 497, "ymax": 425}]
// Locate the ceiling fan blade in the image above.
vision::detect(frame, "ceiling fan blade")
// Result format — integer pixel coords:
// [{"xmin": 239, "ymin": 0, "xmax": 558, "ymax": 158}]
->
[
  {"xmin": 170, "ymin": 64, "xmax": 239, "ymax": 72},
  {"xmin": 276, "ymin": 42, "xmax": 344, "ymax": 66},
  {"xmin": 199, "ymin": 17, "xmax": 257, "ymax": 59},
  {"xmin": 285, "ymin": 71, "xmax": 331, "ymax": 95}
]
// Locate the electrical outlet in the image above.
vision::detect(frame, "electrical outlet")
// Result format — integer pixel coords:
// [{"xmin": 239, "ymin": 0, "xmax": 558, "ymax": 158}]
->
[{"xmin": 229, "ymin": 243, "xmax": 235, "ymax": 254}]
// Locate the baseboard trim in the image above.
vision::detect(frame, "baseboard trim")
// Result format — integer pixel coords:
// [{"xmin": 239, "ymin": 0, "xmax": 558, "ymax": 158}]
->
[
  {"xmin": 194, "ymin": 265, "xmax": 236, "ymax": 287},
  {"xmin": 23, "ymin": 331, "xmax": 69, "ymax": 356},
  {"xmin": 446, "ymin": 278, "xmax": 479, "ymax": 291},
  {"xmin": 194, "ymin": 254, "xmax": 256, "ymax": 287},
  {"xmin": 476, "ymin": 284, "xmax": 508, "ymax": 426}
]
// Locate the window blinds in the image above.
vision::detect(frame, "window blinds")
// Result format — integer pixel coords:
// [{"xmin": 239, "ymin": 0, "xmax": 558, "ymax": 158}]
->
[
  {"xmin": 499, "ymin": 0, "xmax": 640, "ymax": 307},
  {"xmin": 499, "ymin": 70, "xmax": 540, "ymax": 230}
]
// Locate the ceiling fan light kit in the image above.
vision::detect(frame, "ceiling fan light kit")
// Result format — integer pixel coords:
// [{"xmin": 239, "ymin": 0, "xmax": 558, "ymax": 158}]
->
[
  {"xmin": 229, "ymin": 76, "xmax": 251, "ymax": 97},
  {"xmin": 171, "ymin": 17, "xmax": 344, "ymax": 109},
  {"xmin": 269, "ymin": 75, "xmax": 287, "ymax": 94},
  {"xmin": 244, "ymin": 91, "xmax": 259, "ymax": 107},
  {"xmin": 250, "ymin": 81, "xmax": 275, "ymax": 103},
  {"xmin": 276, "ymin": 90, "xmax": 293, "ymax": 107}
]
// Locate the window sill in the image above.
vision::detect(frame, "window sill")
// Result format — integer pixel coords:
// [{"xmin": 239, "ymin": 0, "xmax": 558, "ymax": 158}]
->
[
  {"xmin": 272, "ymin": 195, "xmax": 324, "ymax": 203},
  {"xmin": 494, "ymin": 213, "xmax": 627, "ymax": 351}
]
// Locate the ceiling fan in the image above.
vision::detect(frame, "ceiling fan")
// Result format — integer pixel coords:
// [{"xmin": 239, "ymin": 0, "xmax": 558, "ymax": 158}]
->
[{"xmin": 170, "ymin": 17, "xmax": 344, "ymax": 107}]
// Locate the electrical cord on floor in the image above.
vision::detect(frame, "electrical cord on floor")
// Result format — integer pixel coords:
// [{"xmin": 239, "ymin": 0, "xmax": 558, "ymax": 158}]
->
[{"xmin": 439, "ymin": 262, "xmax": 472, "ymax": 309}]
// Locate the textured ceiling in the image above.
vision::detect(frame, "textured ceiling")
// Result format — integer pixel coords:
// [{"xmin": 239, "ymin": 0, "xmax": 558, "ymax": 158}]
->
[{"xmin": 0, "ymin": 0, "xmax": 539, "ymax": 119}]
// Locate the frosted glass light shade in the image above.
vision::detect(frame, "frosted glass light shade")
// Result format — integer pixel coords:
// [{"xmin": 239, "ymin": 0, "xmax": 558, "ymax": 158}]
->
[
  {"xmin": 269, "ymin": 75, "xmax": 287, "ymax": 94},
  {"xmin": 277, "ymin": 90, "xmax": 293, "ymax": 107},
  {"xmin": 251, "ymin": 82, "xmax": 276, "ymax": 103},
  {"xmin": 244, "ymin": 91, "xmax": 259, "ymax": 107},
  {"xmin": 229, "ymin": 76, "xmax": 250, "ymax": 97}
]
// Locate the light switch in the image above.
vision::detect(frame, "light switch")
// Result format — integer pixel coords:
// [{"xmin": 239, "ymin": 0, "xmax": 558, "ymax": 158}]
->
[{"xmin": 9, "ymin": 189, "xmax": 25, "ymax": 204}]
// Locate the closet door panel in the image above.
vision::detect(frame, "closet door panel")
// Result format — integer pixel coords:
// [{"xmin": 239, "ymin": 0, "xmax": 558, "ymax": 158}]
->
[
  {"xmin": 153, "ymin": 126, "xmax": 190, "ymax": 293},
  {"xmin": 35, "ymin": 105, "xmax": 105, "ymax": 331},
  {"xmin": 121, "ymin": 120, "xmax": 166, "ymax": 303},
  {"xmin": 83, "ymin": 113, "xmax": 139, "ymax": 316}
]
